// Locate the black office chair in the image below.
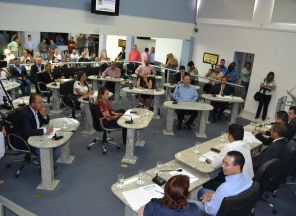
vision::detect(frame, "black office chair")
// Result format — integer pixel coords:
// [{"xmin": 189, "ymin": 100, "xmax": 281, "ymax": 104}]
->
[
  {"xmin": 253, "ymin": 159, "xmax": 280, "ymax": 214},
  {"xmin": 4, "ymin": 108, "xmax": 39, "ymax": 178},
  {"xmin": 36, "ymin": 81, "xmax": 51, "ymax": 103},
  {"xmin": 60, "ymin": 80, "xmax": 81, "ymax": 118},
  {"xmin": 87, "ymin": 102, "xmax": 121, "ymax": 154},
  {"xmin": 216, "ymin": 181, "xmax": 260, "ymax": 216},
  {"xmin": 260, "ymin": 139, "xmax": 296, "ymax": 214}
]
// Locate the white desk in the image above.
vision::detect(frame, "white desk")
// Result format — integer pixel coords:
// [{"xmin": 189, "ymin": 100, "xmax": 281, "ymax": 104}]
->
[
  {"xmin": 117, "ymin": 108, "xmax": 154, "ymax": 164},
  {"xmin": 3, "ymin": 81, "xmax": 21, "ymax": 99},
  {"xmin": 163, "ymin": 101, "xmax": 213, "ymax": 138},
  {"xmin": 122, "ymin": 87, "xmax": 164, "ymax": 119},
  {"xmin": 201, "ymin": 94, "xmax": 244, "ymax": 124},
  {"xmin": 28, "ymin": 117, "xmax": 78, "ymax": 191}
]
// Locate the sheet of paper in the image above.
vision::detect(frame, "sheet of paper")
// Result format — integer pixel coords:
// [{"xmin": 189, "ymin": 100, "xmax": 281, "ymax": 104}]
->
[
  {"xmin": 122, "ymin": 110, "xmax": 140, "ymax": 120},
  {"xmin": 47, "ymin": 128, "xmax": 61, "ymax": 139},
  {"xmin": 244, "ymin": 131, "xmax": 262, "ymax": 144},
  {"xmin": 202, "ymin": 151, "xmax": 219, "ymax": 161},
  {"xmin": 169, "ymin": 168, "xmax": 199, "ymax": 184},
  {"xmin": 122, "ymin": 184, "xmax": 163, "ymax": 211}
]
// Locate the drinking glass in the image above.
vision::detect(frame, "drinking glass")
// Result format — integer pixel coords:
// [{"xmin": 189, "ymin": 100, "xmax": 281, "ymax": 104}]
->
[
  {"xmin": 155, "ymin": 161, "xmax": 163, "ymax": 173},
  {"xmin": 62, "ymin": 119, "xmax": 67, "ymax": 131},
  {"xmin": 194, "ymin": 143, "xmax": 200, "ymax": 154},
  {"xmin": 220, "ymin": 132, "xmax": 225, "ymax": 143},
  {"xmin": 117, "ymin": 174, "xmax": 125, "ymax": 189},
  {"xmin": 136, "ymin": 170, "xmax": 144, "ymax": 185}
]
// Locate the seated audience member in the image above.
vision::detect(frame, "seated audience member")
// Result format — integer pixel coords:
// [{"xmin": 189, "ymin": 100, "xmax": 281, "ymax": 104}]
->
[
  {"xmin": 287, "ymin": 106, "xmax": 296, "ymax": 140},
  {"xmin": 212, "ymin": 124, "xmax": 254, "ymax": 179},
  {"xmin": 211, "ymin": 76, "xmax": 231, "ymax": 122},
  {"xmin": 136, "ymin": 70, "xmax": 153, "ymax": 110},
  {"xmin": 253, "ymin": 122, "xmax": 287, "ymax": 171},
  {"xmin": 89, "ymin": 53, "xmax": 97, "ymax": 62},
  {"xmin": 70, "ymin": 49, "xmax": 80, "ymax": 61},
  {"xmin": 138, "ymin": 175, "xmax": 202, "ymax": 216},
  {"xmin": 11, "ymin": 58, "xmax": 31, "ymax": 96},
  {"xmin": 187, "ymin": 61, "xmax": 199, "ymax": 84},
  {"xmin": 193, "ymin": 151, "xmax": 253, "ymax": 216},
  {"xmin": 135, "ymin": 59, "xmax": 155, "ymax": 76},
  {"xmin": 53, "ymin": 49, "xmax": 62, "ymax": 61},
  {"xmin": 78, "ymin": 51, "xmax": 90, "ymax": 67},
  {"xmin": 73, "ymin": 71, "xmax": 93, "ymax": 99},
  {"xmin": 0, "ymin": 127, "xmax": 5, "ymax": 184},
  {"xmin": 15, "ymin": 93, "xmax": 53, "ymax": 153},
  {"xmin": 31, "ymin": 57, "xmax": 44, "ymax": 84},
  {"xmin": 102, "ymin": 61, "xmax": 121, "ymax": 93},
  {"xmin": 98, "ymin": 49, "xmax": 110, "ymax": 61},
  {"xmin": 174, "ymin": 65, "xmax": 190, "ymax": 84},
  {"xmin": 253, "ymin": 111, "xmax": 289, "ymax": 145},
  {"xmin": 173, "ymin": 75, "xmax": 198, "ymax": 130},
  {"xmin": 20, "ymin": 50, "xmax": 32, "ymax": 64},
  {"xmin": 0, "ymin": 67, "xmax": 11, "ymax": 80},
  {"xmin": 96, "ymin": 87, "xmax": 126, "ymax": 145},
  {"xmin": 40, "ymin": 63, "xmax": 55, "ymax": 84}
]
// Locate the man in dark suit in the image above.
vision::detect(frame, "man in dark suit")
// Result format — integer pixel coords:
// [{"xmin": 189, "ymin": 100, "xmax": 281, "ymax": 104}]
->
[
  {"xmin": 253, "ymin": 122, "xmax": 287, "ymax": 171},
  {"xmin": 287, "ymin": 106, "xmax": 296, "ymax": 140},
  {"xmin": 30, "ymin": 57, "xmax": 44, "ymax": 86},
  {"xmin": 15, "ymin": 93, "xmax": 53, "ymax": 152},
  {"xmin": 174, "ymin": 65, "xmax": 190, "ymax": 84},
  {"xmin": 211, "ymin": 76, "xmax": 231, "ymax": 122},
  {"xmin": 11, "ymin": 58, "xmax": 31, "ymax": 96}
]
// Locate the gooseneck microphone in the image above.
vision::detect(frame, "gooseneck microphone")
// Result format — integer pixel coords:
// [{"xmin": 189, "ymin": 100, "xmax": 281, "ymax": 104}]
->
[
  {"xmin": 52, "ymin": 130, "xmax": 63, "ymax": 140},
  {"xmin": 152, "ymin": 168, "xmax": 183, "ymax": 186}
]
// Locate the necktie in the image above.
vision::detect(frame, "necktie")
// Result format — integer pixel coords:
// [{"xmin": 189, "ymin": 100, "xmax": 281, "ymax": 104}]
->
[{"xmin": 221, "ymin": 85, "xmax": 224, "ymax": 96}]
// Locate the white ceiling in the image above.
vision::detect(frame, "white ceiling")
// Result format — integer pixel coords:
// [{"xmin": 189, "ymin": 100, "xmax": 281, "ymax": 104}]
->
[{"xmin": 272, "ymin": 0, "xmax": 296, "ymax": 23}]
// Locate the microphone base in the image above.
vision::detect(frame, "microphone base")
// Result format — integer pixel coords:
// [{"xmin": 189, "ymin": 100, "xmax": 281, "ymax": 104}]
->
[
  {"xmin": 152, "ymin": 176, "xmax": 166, "ymax": 186},
  {"xmin": 125, "ymin": 120, "xmax": 133, "ymax": 124}
]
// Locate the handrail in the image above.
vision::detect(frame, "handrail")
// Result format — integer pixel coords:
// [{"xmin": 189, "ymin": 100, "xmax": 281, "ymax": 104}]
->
[{"xmin": 0, "ymin": 195, "xmax": 37, "ymax": 216}]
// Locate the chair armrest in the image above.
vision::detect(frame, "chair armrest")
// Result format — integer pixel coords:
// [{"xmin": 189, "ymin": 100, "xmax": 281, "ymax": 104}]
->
[
  {"xmin": 7, "ymin": 133, "xmax": 31, "ymax": 154},
  {"xmin": 99, "ymin": 117, "xmax": 121, "ymax": 132}
]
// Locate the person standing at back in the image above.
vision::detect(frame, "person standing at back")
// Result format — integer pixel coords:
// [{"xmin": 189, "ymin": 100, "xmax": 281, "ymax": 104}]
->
[
  {"xmin": 128, "ymin": 44, "xmax": 141, "ymax": 62},
  {"xmin": 255, "ymin": 71, "xmax": 276, "ymax": 121}
]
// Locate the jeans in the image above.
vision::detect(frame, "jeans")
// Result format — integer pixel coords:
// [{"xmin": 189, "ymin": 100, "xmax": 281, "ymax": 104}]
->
[
  {"xmin": 241, "ymin": 81, "xmax": 249, "ymax": 98},
  {"xmin": 16, "ymin": 79, "xmax": 31, "ymax": 96}
]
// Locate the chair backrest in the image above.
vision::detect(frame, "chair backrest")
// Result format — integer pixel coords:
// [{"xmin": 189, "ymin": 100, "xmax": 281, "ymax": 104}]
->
[
  {"xmin": 253, "ymin": 159, "xmax": 280, "ymax": 196},
  {"xmin": 3, "ymin": 107, "xmax": 23, "ymax": 134},
  {"xmin": 216, "ymin": 181, "xmax": 260, "ymax": 216},
  {"xmin": 7, "ymin": 133, "xmax": 31, "ymax": 153},
  {"xmin": 60, "ymin": 80, "xmax": 76, "ymax": 96},
  {"xmin": 89, "ymin": 101, "xmax": 103, "ymax": 132},
  {"xmin": 267, "ymin": 139, "xmax": 296, "ymax": 192}
]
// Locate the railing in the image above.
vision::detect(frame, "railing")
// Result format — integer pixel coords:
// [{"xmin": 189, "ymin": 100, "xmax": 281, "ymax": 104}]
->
[{"xmin": 0, "ymin": 195, "xmax": 37, "ymax": 216}]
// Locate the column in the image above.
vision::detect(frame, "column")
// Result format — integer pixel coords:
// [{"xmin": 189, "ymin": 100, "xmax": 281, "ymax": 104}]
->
[{"xmin": 98, "ymin": 34, "xmax": 107, "ymax": 57}]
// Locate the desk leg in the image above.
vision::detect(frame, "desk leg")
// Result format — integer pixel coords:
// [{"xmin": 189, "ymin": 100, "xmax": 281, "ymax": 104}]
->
[
  {"xmin": 163, "ymin": 108, "xmax": 175, "ymax": 135},
  {"xmin": 204, "ymin": 99, "xmax": 210, "ymax": 124},
  {"xmin": 122, "ymin": 129, "xmax": 137, "ymax": 164},
  {"xmin": 37, "ymin": 148, "xmax": 59, "ymax": 190},
  {"xmin": 81, "ymin": 104, "xmax": 95, "ymax": 135},
  {"xmin": 165, "ymin": 88, "xmax": 170, "ymax": 101},
  {"xmin": 92, "ymin": 80, "xmax": 98, "ymax": 90},
  {"xmin": 125, "ymin": 206, "xmax": 137, "ymax": 216},
  {"xmin": 135, "ymin": 129, "xmax": 145, "ymax": 147},
  {"xmin": 156, "ymin": 79, "xmax": 161, "ymax": 90},
  {"xmin": 114, "ymin": 82, "xmax": 120, "ymax": 103},
  {"xmin": 196, "ymin": 111, "xmax": 207, "ymax": 138},
  {"xmin": 132, "ymin": 77, "xmax": 137, "ymax": 87},
  {"xmin": 57, "ymin": 141, "xmax": 75, "ymax": 164},
  {"xmin": 230, "ymin": 102, "xmax": 239, "ymax": 124},
  {"xmin": 153, "ymin": 95, "xmax": 160, "ymax": 119},
  {"xmin": 51, "ymin": 88, "xmax": 62, "ymax": 114}
]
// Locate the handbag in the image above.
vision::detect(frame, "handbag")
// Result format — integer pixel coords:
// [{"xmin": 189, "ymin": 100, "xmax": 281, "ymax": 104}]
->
[{"xmin": 254, "ymin": 91, "xmax": 261, "ymax": 101}]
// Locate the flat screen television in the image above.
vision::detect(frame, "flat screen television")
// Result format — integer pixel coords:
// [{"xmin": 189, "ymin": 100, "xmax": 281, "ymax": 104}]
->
[{"xmin": 91, "ymin": 0, "xmax": 120, "ymax": 16}]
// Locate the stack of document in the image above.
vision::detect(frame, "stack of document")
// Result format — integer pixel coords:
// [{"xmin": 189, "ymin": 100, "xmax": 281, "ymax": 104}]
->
[
  {"xmin": 47, "ymin": 128, "xmax": 61, "ymax": 139},
  {"xmin": 244, "ymin": 131, "xmax": 262, "ymax": 144},
  {"xmin": 122, "ymin": 110, "xmax": 140, "ymax": 120},
  {"xmin": 198, "ymin": 151, "xmax": 219, "ymax": 163},
  {"xmin": 122, "ymin": 184, "xmax": 164, "ymax": 211},
  {"xmin": 169, "ymin": 168, "xmax": 199, "ymax": 184}
]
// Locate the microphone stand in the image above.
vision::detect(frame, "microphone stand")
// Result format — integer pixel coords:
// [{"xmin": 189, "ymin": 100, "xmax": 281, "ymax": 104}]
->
[
  {"xmin": 0, "ymin": 78, "xmax": 14, "ymax": 110},
  {"xmin": 152, "ymin": 169, "xmax": 183, "ymax": 186}
]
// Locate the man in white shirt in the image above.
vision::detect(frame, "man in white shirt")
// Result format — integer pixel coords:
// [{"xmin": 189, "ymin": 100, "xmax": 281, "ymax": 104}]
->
[{"xmin": 212, "ymin": 124, "xmax": 254, "ymax": 178}]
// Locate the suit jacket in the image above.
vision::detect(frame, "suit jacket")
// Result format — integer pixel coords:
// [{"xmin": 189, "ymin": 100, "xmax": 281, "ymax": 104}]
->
[
  {"xmin": 40, "ymin": 72, "xmax": 54, "ymax": 84},
  {"xmin": 174, "ymin": 72, "xmax": 190, "ymax": 84},
  {"xmin": 15, "ymin": 105, "xmax": 50, "ymax": 141},
  {"xmin": 253, "ymin": 137, "xmax": 287, "ymax": 171},
  {"xmin": 286, "ymin": 118, "xmax": 296, "ymax": 140},
  {"xmin": 212, "ymin": 83, "xmax": 231, "ymax": 96},
  {"xmin": 255, "ymin": 133, "xmax": 273, "ymax": 146},
  {"xmin": 11, "ymin": 66, "xmax": 28, "ymax": 78},
  {"xmin": 31, "ymin": 64, "xmax": 45, "ymax": 83}
]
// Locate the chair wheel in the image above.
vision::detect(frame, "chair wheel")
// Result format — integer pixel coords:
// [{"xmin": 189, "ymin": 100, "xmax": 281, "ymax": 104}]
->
[
  {"xmin": 86, "ymin": 146, "xmax": 91, "ymax": 150},
  {"xmin": 6, "ymin": 163, "xmax": 11, "ymax": 168},
  {"xmin": 102, "ymin": 150, "xmax": 107, "ymax": 154},
  {"xmin": 15, "ymin": 171, "xmax": 20, "ymax": 178},
  {"xmin": 272, "ymin": 208, "xmax": 277, "ymax": 215},
  {"xmin": 117, "ymin": 145, "xmax": 121, "ymax": 150}
]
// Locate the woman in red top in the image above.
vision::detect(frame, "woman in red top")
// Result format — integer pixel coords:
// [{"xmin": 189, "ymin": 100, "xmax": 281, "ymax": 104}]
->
[{"xmin": 96, "ymin": 87, "xmax": 126, "ymax": 145}]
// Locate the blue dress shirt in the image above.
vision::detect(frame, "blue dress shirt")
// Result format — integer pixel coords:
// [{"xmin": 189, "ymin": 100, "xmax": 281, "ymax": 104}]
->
[
  {"xmin": 205, "ymin": 173, "xmax": 253, "ymax": 216},
  {"xmin": 173, "ymin": 83, "xmax": 198, "ymax": 102}
]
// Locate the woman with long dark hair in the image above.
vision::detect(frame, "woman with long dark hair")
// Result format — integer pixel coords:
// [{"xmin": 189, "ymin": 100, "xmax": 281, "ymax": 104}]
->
[
  {"xmin": 255, "ymin": 71, "xmax": 276, "ymax": 121},
  {"xmin": 138, "ymin": 175, "xmax": 201, "ymax": 216}
]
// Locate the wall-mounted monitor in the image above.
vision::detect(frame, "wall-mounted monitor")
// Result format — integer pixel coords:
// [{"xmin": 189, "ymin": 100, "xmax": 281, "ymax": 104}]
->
[{"xmin": 91, "ymin": 0, "xmax": 120, "ymax": 16}]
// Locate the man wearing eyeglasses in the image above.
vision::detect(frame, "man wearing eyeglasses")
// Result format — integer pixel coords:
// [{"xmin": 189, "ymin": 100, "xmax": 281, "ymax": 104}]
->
[{"xmin": 192, "ymin": 151, "xmax": 253, "ymax": 216}]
